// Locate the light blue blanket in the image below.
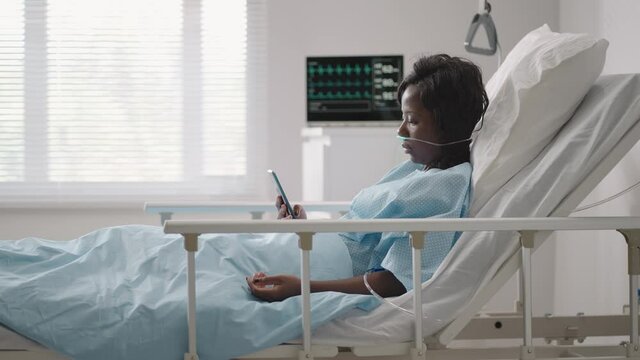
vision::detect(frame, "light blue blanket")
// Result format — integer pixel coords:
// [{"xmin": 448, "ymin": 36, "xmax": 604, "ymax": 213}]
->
[{"xmin": 0, "ymin": 225, "xmax": 379, "ymax": 360}]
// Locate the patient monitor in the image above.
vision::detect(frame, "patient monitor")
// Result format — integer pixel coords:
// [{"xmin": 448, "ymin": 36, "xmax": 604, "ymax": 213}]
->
[{"xmin": 306, "ymin": 55, "xmax": 403, "ymax": 126}]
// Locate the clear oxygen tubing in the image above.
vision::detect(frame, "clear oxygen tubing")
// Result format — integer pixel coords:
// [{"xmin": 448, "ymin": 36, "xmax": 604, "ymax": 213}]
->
[
  {"xmin": 397, "ymin": 135, "xmax": 472, "ymax": 147},
  {"xmin": 363, "ymin": 270, "xmax": 442, "ymax": 324},
  {"xmin": 398, "ymin": 123, "xmax": 639, "ymax": 212},
  {"xmin": 572, "ymin": 178, "xmax": 640, "ymax": 213}
]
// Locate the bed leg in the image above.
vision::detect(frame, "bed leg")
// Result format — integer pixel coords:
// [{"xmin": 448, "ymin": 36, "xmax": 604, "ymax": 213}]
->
[
  {"xmin": 410, "ymin": 344, "xmax": 427, "ymax": 360},
  {"xmin": 298, "ymin": 232, "xmax": 315, "ymax": 360},
  {"xmin": 410, "ymin": 231, "xmax": 426, "ymax": 360},
  {"xmin": 519, "ymin": 231, "xmax": 535, "ymax": 360},
  {"xmin": 620, "ymin": 229, "xmax": 640, "ymax": 358},
  {"xmin": 184, "ymin": 233, "xmax": 200, "ymax": 360}
]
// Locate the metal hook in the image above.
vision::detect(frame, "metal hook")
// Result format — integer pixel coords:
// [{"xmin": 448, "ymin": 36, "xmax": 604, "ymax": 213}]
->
[{"xmin": 465, "ymin": 1, "xmax": 498, "ymax": 56}]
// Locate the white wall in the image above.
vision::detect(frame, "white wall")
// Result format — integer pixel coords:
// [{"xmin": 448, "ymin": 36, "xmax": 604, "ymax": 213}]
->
[
  {"xmin": 552, "ymin": 0, "xmax": 640, "ymax": 319},
  {"xmin": 267, "ymin": 0, "xmax": 560, "ymax": 200}
]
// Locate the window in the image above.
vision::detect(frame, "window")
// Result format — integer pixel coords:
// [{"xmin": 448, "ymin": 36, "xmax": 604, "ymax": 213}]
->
[
  {"xmin": 0, "ymin": 0, "xmax": 267, "ymax": 201},
  {"xmin": 0, "ymin": 1, "xmax": 24, "ymax": 183}
]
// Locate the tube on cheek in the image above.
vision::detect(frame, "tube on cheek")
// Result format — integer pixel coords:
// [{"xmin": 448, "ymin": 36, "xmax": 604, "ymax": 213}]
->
[{"xmin": 396, "ymin": 135, "xmax": 471, "ymax": 147}]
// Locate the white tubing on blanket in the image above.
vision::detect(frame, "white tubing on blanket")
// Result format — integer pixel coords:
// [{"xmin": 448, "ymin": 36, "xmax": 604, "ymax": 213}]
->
[{"xmin": 363, "ymin": 270, "xmax": 442, "ymax": 323}]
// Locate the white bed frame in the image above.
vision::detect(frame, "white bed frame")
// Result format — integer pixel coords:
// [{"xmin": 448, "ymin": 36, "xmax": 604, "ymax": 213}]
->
[
  {"xmin": 5, "ymin": 167, "xmax": 639, "ymax": 360},
  {"xmin": 156, "ymin": 114, "xmax": 640, "ymax": 360},
  {"xmin": 4, "ymin": 84, "xmax": 640, "ymax": 360},
  {"xmin": 3, "ymin": 212, "xmax": 639, "ymax": 360},
  {"xmin": 164, "ymin": 217, "xmax": 640, "ymax": 360}
]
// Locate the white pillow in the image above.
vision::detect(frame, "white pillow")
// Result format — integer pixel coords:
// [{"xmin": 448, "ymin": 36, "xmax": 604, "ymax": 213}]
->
[{"xmin": 470, "ymin": 24, "xmax": 608, "ymax": 213}]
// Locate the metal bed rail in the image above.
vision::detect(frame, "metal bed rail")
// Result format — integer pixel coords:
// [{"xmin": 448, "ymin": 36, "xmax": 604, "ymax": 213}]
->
[
  {"xmin": 145, "ymin": 201, "xmax": 351, "ymax": 224},
  {"xmin": 163, "ymin": 217, "xmax": 640, "ymax": 360}
]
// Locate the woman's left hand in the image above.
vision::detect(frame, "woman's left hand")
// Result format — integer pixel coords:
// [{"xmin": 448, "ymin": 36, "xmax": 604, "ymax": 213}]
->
[{"xmin": 246, "ymin": 272, "xmax": 301, "ymax": 302}]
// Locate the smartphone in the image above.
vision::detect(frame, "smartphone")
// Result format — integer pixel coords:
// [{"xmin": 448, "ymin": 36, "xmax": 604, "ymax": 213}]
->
[{"xmin": 267, "ymin": 169, "xmax": 296, "ymax": 219}]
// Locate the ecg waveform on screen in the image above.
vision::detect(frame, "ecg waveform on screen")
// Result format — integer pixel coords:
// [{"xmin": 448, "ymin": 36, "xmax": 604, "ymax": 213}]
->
[
  {"xmin": 306, "ymin": 56, "xmax": 403, "ymax": 122},
  {"xmin": 307, "ymin": 63, "xmax": 372, "ymax": 76}
]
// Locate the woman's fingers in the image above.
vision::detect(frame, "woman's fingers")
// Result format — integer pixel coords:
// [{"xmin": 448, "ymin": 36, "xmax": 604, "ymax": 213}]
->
[
  {"xmin": 277, "ymin": 204, "xmax": 287, "ymax": 219},
  {"xmin": 293, "ymin": 204, "xmax": 307, "ymax": 219},
  {"xmin": 246, "ymin": 274, "xmax": 301, "ymax": 302},
  {"xmin": 276, "ymin": 197, "xmax": 306, "ymax": 220},
  {"xmin": 252, "ymin": 275, "xmax": 280, "ymax": 285},
  {"xmin": 250, "ymin": 272, "xmax": 267, "ymax": 283},
  {"xmin": 247, "ymin": 273, "xmax": 279, "ymax": 288},
  {"xmin": 275, "ymin": 196, "xmax": 288, "ymax": 219},
  {"xmin": 247, "ymin": 276, "xmax": 267, "ymax": 292},
  {"xmin": 278, "ymin": 204, "xmax": 295, "ymax": 219},
  {"xmin": 246, "ymin": 275, "xmax": 283, "ymax": 302}
]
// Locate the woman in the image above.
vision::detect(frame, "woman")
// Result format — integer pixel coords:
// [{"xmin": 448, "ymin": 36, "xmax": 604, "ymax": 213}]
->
[{"xmin": 248, "ymin": 54, "xmax": 489, "ymax": 302}]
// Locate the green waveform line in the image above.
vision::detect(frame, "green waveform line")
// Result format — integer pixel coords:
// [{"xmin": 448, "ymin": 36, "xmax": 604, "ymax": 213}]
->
[
  {"xmin": 326, "ymin": 64, "xmax": 334, "ymax": 75},
  {"xmin": 309, "ymin": 78, "xmax": 373, "ymax": 88},
  {"xmin": 308, "ymin": 90, "xmax": 372, "ymax": 100},
  {"xmin": 310, "ymin": 63, "xmax": 372, "ymax": 77}
]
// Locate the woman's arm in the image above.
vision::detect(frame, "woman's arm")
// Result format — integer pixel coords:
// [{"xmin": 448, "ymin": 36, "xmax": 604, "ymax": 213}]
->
[
  {"xmin": 246, "ymin": 270, "xmax": 406, "ymax": 302},
  {"xmin": 261, "ymin": 196, "xmax": 406, "ymax": 301}
]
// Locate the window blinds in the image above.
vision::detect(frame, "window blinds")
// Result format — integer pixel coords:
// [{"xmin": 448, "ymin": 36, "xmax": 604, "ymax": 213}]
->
[
  {"xmin": 0, "ymin": 1, "xmax": 24, "ymax": 182},
  {"xmin": 202, "ymin": 0, "xmax": 246, "ymax": 177},
  {"xmin": 0, "ymin": 0, "xmax": 266, "ymax": 200},
  {"xmin": 47, "ymin": 0, "xmax": 183, "ymax": 182}
]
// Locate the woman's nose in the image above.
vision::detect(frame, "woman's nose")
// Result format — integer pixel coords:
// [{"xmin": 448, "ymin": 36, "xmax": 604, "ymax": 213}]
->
[{"xmin": 397, "ymin": 120, "xmax": 409, "ymax": 137}]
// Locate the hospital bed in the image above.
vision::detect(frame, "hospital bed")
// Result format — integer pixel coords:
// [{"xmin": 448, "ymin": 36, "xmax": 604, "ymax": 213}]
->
[
  {"xmin": 162, "ymin": 73, "xmax": 640, "ymax": 360},
  {"xmin": 0, "ymin": 73, "xmax": 639, "ymax": 359}
]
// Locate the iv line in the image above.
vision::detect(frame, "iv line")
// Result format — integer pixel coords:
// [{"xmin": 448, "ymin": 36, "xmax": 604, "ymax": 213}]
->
[
  {"xmin": 363, "ymin": 271, "xmax": 442, "ymax": 324},
  {"xmin": 363, "ymin": 271, "xmax": 415, "ymax": 317}
]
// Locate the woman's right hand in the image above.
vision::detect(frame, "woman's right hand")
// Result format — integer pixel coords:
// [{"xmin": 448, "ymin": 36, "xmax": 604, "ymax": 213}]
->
[
  {"xmin": 275, "ymin": 195, "xmax": 307, "ymax": 219},
  {"xmin": 246, "ymin": 272, "xmax": 301, "ymax": 302}
]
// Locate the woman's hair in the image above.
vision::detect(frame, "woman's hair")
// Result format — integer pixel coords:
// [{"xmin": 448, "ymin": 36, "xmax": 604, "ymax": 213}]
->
[{"xmin": 397, "ymin": 54, "xmax": 489, "ymax": 169}]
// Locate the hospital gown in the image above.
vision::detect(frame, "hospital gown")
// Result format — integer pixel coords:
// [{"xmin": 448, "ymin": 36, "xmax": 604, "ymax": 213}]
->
[
  {"xmin": 340, "ymin": 160, "xmax": 471, "ymax": 290},
  {"xmin": 0, "ymin": 160, "xmax": 471, "ymax": 360}
]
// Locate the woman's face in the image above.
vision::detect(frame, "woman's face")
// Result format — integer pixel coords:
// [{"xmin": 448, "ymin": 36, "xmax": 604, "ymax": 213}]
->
[{"xmin": 398, "ymin": 84, "xmax": 442, "ymax": 166}]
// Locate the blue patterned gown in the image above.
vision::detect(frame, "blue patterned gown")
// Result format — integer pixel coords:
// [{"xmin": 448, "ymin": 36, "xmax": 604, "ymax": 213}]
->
[{"xmin": 340, "ymin": 160, "xmax": 471, "ymax": 290}]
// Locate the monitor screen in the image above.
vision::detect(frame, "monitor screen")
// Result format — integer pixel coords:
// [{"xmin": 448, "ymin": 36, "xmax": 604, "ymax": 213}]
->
[{"xmin": 306, "ymin": 55, "xmax": 403, "ymax": 125}]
